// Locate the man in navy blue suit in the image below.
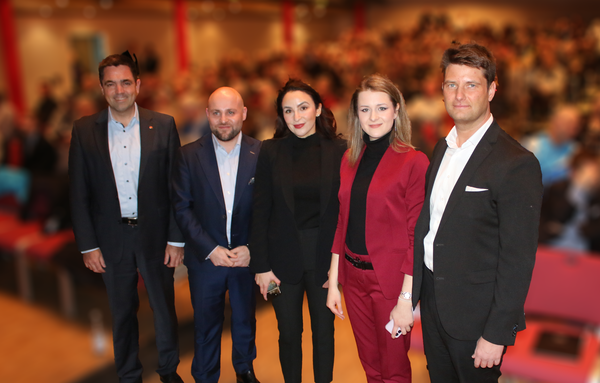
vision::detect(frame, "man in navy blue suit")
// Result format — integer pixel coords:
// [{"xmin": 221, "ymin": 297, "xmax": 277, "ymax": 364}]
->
[{"xmin": 171, "ymin": 87, "xmax": 261, "ymax": 383}]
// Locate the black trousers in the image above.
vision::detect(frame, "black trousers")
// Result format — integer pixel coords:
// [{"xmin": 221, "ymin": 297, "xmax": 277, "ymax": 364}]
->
[
  {"xmin": 271, "ymin": 228, "xmax": 335, "ymax": 383},
  {"xmin": 101, "ymin": 224, "xmax": 179, "ymax": 382},
  {"xmin": 421, "ymin": 266, "xmax": 504, "ymax": 383}
]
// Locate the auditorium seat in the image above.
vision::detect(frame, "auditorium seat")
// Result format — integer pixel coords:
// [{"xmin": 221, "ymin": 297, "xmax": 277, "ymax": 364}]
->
[
  {"xmin": 24, "ymin": 230, "xmax": 76, "ymax": 317},
  {"xmin": 502, "ymin": 246, "xmax": 600, "ymax": 383}
]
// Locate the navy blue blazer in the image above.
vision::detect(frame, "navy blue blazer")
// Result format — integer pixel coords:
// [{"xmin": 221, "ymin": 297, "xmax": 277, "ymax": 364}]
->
[{"xmin": 171, "ymin": 133, "xmax": 261, "ymax": 261}]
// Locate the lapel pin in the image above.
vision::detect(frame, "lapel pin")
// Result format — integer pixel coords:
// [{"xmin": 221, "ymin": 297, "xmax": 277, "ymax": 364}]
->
[{"xmin": 149, "ymin": 125, "xmax": 153, "ymax": 130}]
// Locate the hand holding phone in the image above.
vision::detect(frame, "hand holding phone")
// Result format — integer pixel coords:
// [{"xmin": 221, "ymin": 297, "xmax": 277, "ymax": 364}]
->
[
  {"xmin": 385, "ymin": 319, "xmax": 402, "ymax": 338},
  {"xmin": 267, "ymin": 281, "xmax": 281, "ymax": 296}
]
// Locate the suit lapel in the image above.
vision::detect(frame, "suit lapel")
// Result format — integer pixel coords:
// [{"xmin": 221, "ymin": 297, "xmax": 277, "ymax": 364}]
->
[
  {"xmin": 437, "ymin": 122, "xmax": 499, "ymax": 233},
  {"xmin": 196, "ymin": 135, "xmax": 226, "ymax": 210},
  {"xmin": 424, "ymin": 138, "xmax": 447, "ymax": 207},
  {"xmin": 138, "ymin": 107, "xmax": 156, "ymax": 183},
  {"xmin": 319, "ymin": 137, "xmax": 334, "ymax": 219},
  {"xmin": 93, "ymin": 109, "xmax": 117, "ymax": 191},
  {"xmin": 233, "ymin": 135, "xmax": 258, "ymax": 212}
]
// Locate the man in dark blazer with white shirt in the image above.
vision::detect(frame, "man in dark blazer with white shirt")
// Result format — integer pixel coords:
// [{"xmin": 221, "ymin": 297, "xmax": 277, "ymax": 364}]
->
[
  {"xmin": 69, "ymin": 52, "xmax": 184, "ymax": 383},
  {"xmin": 412, "ymin": 43, "xmax": 543, "ymax": 382},
  {"xmin": 171, "ymin": 87, "xmax": 261, "ymax": 383}
]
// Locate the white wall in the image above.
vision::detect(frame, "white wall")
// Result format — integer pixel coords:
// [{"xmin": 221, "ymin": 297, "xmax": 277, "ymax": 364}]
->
[
  {"xmin": 9, "ymin": 6, "xmax": 351, "ymax": 110},
  {"xmin": 15, "ymin": 14, "xmax": 175, "ymax": 110}
]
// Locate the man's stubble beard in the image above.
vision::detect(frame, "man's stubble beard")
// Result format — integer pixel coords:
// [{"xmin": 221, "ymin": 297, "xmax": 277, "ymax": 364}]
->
[{"xmin": 211, "ymin": 126, "xmax": 240, "ymax": 142}]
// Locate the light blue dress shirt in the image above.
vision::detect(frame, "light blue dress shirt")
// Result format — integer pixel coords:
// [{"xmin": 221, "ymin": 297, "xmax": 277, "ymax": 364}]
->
[
  {"xmin": 206, "ymin": 133, "xmax": 242, "ymax": 259},
  {"xmin": 108, "ymin": 105, "xmax": 141, "ymax": 218},
  {"xmin": 82, "ymin": 104, "xmax": 183, "ymax": 253}
]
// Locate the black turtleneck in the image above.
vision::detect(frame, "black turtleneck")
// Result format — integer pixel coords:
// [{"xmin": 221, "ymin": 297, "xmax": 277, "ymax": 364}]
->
[
  {"xmin": 346, "ymin": 131, "xmax": 391, "ymax": 255},
  {"xmin": 291, "ymin": 132, "xmax": 321, "ymax": 230}
]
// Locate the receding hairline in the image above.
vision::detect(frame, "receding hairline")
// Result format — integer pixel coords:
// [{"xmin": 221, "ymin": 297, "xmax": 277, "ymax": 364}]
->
[{"xmin": 207, "ymin": 87, "xmax": 244, "ymax": 108}]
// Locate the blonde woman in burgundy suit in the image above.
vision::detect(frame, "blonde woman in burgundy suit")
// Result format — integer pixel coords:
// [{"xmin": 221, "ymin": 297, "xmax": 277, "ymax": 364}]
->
[{"xmin": 327, "ymin": 74, "xmax": 429, "ymax": 383}]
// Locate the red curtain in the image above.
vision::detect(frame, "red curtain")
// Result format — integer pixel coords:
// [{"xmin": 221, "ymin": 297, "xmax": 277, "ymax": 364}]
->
[
  {"xmin": 0, "ymin": 0, "xmax": 25, "ymax": 116},
  {"xmin": 174, "ymin": 0, "xmax": 189, "ymax": 73},
  {"xmin": 282, "ymin": 0, "xmax": 293, "ymax": 50},
  {"xmin": 354, "ymin": 0, "xmax": 365, "ymax": 37}
]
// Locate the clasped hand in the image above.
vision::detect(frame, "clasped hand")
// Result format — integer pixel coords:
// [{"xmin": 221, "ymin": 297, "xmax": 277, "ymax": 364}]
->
[{"xmin": 210, "ymin": 245, "xmax": 250, "ymax": 267}]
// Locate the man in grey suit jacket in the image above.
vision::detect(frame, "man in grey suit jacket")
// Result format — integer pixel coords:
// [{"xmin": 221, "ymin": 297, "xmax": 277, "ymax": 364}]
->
[
  {"xmin": 69, "ymin": 52, "xmax": 184, "ymax": 383},
  {"xmin": 412, "ymin": 43, "xmax": 543, "ymax": 382}
]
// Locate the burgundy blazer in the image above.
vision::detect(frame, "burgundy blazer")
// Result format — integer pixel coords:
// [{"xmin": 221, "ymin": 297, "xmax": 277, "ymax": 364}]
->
[{"xmin": 332, "ymin": 146, "xmax": 429, "ymax": 299}]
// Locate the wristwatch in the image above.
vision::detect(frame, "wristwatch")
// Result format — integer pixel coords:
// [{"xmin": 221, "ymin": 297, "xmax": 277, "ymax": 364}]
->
[{"xmin": 399, "ymin": 291, "xmax": 412, "ymax": 301}]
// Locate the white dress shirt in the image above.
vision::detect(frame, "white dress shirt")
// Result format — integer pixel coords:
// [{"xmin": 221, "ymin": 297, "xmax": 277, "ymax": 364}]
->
[
  {"xmin": 423, "ymin": 114, "xmax": 494, "ymax": 271},
  {"xmin": 206, "ymin": 133, "xmax": 242, "ymax": 258}
]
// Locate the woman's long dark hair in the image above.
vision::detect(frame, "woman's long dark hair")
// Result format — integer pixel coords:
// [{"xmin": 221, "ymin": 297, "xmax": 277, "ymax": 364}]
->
[{"xmin": 273, "ymin": 78, "xmax": 338, "ymax": 139}]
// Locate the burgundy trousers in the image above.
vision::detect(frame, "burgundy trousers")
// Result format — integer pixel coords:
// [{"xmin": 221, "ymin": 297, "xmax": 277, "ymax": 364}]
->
[{"xmin": 343, "ymin": 250, "xmax": 412, "ymax": 383}]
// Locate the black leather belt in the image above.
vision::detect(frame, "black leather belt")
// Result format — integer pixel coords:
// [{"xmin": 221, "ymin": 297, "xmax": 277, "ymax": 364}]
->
[
  {"xmin": 121, "ymin": 217, "xmax": 138, "ymax": 226},
  {"xmin": 345, "ymin": 253, "xmax": 373, "ymax": 270}
]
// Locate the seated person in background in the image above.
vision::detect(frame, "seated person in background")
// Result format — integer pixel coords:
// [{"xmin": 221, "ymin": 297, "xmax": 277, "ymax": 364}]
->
[
  {"xmin": 2, "ymin": 115, "xmax": 57, "ymax": 174},
  {"xmin": 2, "ymin": 115, "xmax": 58, "ymax": 220},
  {"xmin": 522, "ymin": 104, "xmax": 581, "ymax": 187},
  {"xmin": 539, "ymin": 150, "xmax": 600, "ymax": 253},
  {"xmin": 582, "ymin": 94, "xmax": 600, "ymax": 154},
  {"xmin": 406, "ymin": 75, "xmax": 449, "ymax": 158}
]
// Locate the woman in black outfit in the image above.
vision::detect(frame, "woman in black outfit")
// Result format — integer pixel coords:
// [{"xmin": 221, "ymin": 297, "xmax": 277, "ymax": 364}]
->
[{"xmin": 250, "ymin": 79, "xmax": 346, "ymax": 383}]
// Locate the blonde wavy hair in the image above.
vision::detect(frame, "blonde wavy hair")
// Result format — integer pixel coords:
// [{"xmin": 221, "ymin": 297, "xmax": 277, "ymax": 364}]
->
[{"xmin": 347, "ymin": 74, "xmax": 413, "ymax": 166}]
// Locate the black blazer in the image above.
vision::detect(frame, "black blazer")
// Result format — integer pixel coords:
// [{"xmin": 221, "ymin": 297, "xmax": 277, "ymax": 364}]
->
[
  {"xmin": 249, "ymin": 134, "xmax": 346, "ymax": 286},
  {"xmin": 171, "ymin": 133, "xmax": 261, "ymax": 261},
  {"xmin": 412, "ymin": 121, "xmax": 543, "ymax": 346},
  {"xmin": 69, "ymin": 107, "xmax": 184, "ymax": 263}
]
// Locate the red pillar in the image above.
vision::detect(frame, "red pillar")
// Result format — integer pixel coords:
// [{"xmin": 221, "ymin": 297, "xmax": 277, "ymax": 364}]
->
[
  {"xmin": 174, "ymin": 0, "xmax": 189, "ymax": 72},
  {"xmin": 0, "ymin": 0, "xmax": 25, "ymax": 116},
  {"xmin": 354, "ymin": 0, "xmax": 365, "ymax": 37},
  {"xmin": 282, "ymin": 0, "xmax": 293, "ymax": 50}
]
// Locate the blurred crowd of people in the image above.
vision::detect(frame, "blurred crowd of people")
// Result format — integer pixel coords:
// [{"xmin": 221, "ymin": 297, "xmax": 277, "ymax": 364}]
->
[{"xmin": 2, "ymin": 12, "xmax": 600, "ymax": 253}]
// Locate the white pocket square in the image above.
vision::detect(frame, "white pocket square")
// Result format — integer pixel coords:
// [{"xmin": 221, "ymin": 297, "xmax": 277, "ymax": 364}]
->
[{"xmin": 465, "ymin": 186, "xmax": 488, "ymax": 192}]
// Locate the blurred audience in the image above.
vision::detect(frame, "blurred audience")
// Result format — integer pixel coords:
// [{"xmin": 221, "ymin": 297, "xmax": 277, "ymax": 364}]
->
[
  {"xmin": 539, "ymin": 150, "xmax": 600, "ymax": 253},
  {"xmin": 0, "ymin": 92, "xmax": 16, "ymax": 163},
  {"xmin": 2, "ymin": 115, "xmax": 57, "ymax": 174},
  {"xmin": 582, "ymin": 94, "xmax": 600, "ymax": 153},
  {"xmin": 522, "ymin": 105, "xmax": 582, "ymax": 186},
  {"xmin": 406, "ymin": 75, "xmax": 450, "ymax": 157},
  {"xmin": 34, "ymin": 81, "xmax": 59, "ymax": 133},
  {"xmin": 177, "ymin": 93, "xmax": 209, "ymax": 145},
  {"xmin": 2, "ymin": 12, "xmax": 600, "ymax": 258}
]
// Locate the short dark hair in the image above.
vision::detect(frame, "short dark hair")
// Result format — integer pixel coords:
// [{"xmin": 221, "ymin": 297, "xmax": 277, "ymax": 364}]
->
[
  {"xmin": 98, "ymin": 52, "xmax": 140, "ymax": 83},
  {"xmin": 273, "ymin": 78, "xmax": 338, "ymax": 140},
  {"xmin": 440, "ymin": 42, "xmax": 497, "ymax": 88}
]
